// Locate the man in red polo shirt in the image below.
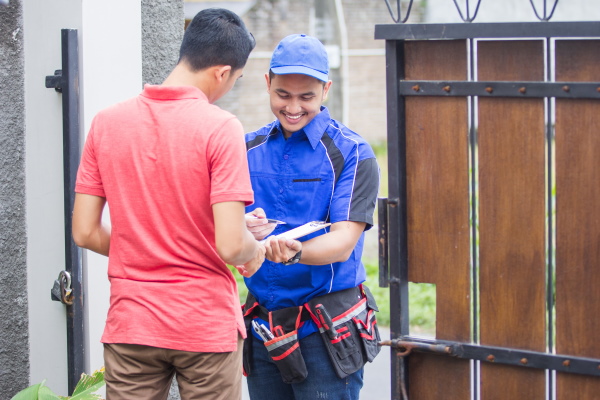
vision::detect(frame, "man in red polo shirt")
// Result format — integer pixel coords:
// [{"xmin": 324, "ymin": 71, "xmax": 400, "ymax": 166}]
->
[{"xmin": 72, "ymin": 9, "xmax": 264, "ymax": 400}]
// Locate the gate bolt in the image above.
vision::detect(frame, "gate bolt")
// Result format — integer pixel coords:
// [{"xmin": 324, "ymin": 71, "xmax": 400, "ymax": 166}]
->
[
  {"xmin": 486, "ymin": 354, "xmax": 495, "ymax": 362},
  {"xmin": 562, "ymin": 85, "xmax": 570, "ymax": 92},
  {"xmin": 443, "ymin": 85, "xmax": 451, "ymax": 92},
  {"xmin": 563, "ymin": 360, "xmax": 570, "ymax": 367},
  {"xmin": 412, "ymin": 85, "xmax": 420, "ymax": 92},
  {"xmin": 519, "ymin": 87, "xmax": 527, "ymax": 94},
  {"xmin": 485, "ymin": 86, "xmax": 493, "ymax": 94},
  {"xmin": 520, "ymin": 358, "xmax": 528, "ymax": 365}
]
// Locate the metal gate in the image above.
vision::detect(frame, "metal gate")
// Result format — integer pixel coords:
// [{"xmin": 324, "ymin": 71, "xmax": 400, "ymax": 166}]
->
[{"xmin": 375, "ymin": 2, "xmax": 600, "ymax": 399}]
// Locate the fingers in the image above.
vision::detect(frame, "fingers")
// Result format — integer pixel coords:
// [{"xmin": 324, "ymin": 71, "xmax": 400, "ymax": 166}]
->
[
  {"xmin": 247, "ymin": 222, "xmax": 277, "ymax": 240},
  {"xmin": 252, "ymin": 208, "xmax": 266, "ymax": 218},
  {"xmin": 285, "ymin": 239, "xmax": 303, "ymax": 253},
  {"xmin": 247, "ymin": 207, "xmax": 266, "ymax": 219},
  {"xmin": 245, "ymin": 209, "xmax": 277, "ymax": 240},
  {"xmin": 264, "ymin": 237, "xmax": 302, "ymax": 263}
]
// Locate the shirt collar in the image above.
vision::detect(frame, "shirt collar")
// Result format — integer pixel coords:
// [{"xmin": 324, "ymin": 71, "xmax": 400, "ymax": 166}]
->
[
  {"xmin": 140, "ymin": 84, "xmax": 208, "ymax": 102},
  {"xmin": 275, "ymin": 106, "xmax": 331, "ymax": 150}
]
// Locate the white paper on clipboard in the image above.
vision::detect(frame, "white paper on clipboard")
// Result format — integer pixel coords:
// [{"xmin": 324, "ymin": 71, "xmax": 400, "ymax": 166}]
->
[{"xmin": 261, "ymin": 221, "xmax": 331, "ymax": 243}]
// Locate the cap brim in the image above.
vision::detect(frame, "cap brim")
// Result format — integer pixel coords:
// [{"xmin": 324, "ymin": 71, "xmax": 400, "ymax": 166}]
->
[{"xmin": 271, "ymin": 65, "xmax": 328, "ymax": 82}]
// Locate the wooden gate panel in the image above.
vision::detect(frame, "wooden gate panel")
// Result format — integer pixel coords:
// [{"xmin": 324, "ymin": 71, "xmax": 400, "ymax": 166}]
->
[
  {"xmin": 405, "ymin": 39, "xmax": 471, "ymax": 400},
  {"xmin": 555, "ymin": 39, "xmax": 600, "ymax": 400},
  {"xmin": 477, "ymin": 40, "xmax": 547, "ymax": 400}
]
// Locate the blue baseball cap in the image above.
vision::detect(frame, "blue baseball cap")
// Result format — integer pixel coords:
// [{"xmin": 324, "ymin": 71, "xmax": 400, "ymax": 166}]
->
[{"xmin": 270, "ymin": 34, "xmax": 329, "ymax": 82}]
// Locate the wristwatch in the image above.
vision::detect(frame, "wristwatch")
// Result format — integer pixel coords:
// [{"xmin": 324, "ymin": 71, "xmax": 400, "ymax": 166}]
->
[{"xmin": 282, "ymin": 250, "xmax": 302, "ymax": 266}]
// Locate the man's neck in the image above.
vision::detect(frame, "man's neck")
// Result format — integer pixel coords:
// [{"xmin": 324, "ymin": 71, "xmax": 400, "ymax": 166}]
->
[{"xmin": 162, "ymin": 64, "xmax": 211, "ymax": 98}]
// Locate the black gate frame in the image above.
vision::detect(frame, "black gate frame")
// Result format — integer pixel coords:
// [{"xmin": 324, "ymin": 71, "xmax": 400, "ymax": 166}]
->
[
  {"xmin": 375, "ymin": 20, "xmax": 600, "ymax": 400},
  {"xmin": 45, "ymin": 29, "xmax": 85, "ymax": 395}
]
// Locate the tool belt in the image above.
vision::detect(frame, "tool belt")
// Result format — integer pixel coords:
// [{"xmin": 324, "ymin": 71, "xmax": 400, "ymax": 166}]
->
[{"xmin": 241, "ymin": 284, "xmax": 381, "ymax": 384}]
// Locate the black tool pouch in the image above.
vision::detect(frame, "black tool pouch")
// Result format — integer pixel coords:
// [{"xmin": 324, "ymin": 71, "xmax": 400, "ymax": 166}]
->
[
  {"xmin": 307, "ymin": 284, "xmax": 381, "ymax": 379},
  {"xmin": 241, "ymin": 293, "xmax": 308, "ymax": 384},
  {"xmin": 264, "ymin": 306, "xmax": 308, "ymax": 384},
  {"xmin": 354, "ymin": 285, "xmax": 381, "ymax": 363},
  {"xmin": 241, "ymin": 293, "xmax": 260, "ymax": 377}
]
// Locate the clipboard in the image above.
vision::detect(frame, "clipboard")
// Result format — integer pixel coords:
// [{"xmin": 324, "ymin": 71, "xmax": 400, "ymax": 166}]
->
[{"xmin": 261, "ymin": 221, "xmax": 331, "ymax": 243}]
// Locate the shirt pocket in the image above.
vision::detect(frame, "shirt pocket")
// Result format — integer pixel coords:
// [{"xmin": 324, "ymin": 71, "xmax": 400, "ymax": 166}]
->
[{"xmin": 289, "ymin": 176, "xmax": 333, "ymax": 221}]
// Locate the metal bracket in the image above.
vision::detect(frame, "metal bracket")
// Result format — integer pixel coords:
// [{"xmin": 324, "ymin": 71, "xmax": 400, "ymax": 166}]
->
[
  {"xmin": 378, "ymin": 198, "xmax": 389, "ymax": 287},
  {"xmin": 399, "ymin": 80, "xmax": 600, "ymax": 99},
  {"xmin": 45, "ymin": 70, "xmax": 63, "ymax": 93},
  {"xmin": 380, "ymin": 337, "xmax": 600, "ymax": 377}
]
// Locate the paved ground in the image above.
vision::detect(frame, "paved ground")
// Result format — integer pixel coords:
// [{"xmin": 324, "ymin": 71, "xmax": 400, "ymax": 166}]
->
[{"xmin": 242, "ymin": 327, "xmax": 392, "ymax": 400}]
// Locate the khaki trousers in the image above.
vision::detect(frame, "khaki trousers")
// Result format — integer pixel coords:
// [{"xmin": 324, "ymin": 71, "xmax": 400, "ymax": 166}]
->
[{"xmin": 103, "ymin": 336, "xmax": 243, "ymax": 400}]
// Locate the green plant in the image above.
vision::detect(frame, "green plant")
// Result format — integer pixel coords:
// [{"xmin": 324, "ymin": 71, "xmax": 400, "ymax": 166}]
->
[
  {"xmin": 11, "ymin": 368, "xmax": 105, "ymax": 400},
  {"xmin": 363, "ymin": 260, "xmax": 437, "ymax": 335},
  {"xmin": 231, "ymin": 259, "xmax": 436, "ymax": 334}
]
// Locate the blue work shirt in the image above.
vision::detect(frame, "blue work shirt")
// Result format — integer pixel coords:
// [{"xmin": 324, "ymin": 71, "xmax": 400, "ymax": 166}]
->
[{"xmin": 244, "ymin": 107, "xmax": 379, "ymax": 338}]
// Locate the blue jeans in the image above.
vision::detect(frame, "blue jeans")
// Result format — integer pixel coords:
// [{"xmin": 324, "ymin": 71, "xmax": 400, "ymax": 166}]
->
[{"xmin": 246, "ymin": 332, "xmax": 364, "ymax": 400}]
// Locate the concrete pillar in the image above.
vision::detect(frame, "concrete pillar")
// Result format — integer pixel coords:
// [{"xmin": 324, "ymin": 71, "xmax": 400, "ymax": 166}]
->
[{"xmin": 0, "ymin": 0, "xmax": 28, "ymax": 394}]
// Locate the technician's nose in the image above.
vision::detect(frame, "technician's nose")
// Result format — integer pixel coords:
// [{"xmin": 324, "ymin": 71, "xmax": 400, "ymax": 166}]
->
[{"xmin": 285, "ymin": 98, "xmax": 301, "ymax": 114}]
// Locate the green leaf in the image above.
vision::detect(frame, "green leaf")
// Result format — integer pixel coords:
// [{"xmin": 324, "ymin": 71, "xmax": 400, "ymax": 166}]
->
[
  {"xmin": 11, "ymin": 380, "xmax": 60, "ymax": 400},
  {"xmin": 37, "ymin": 386, "xmax": 61, "ymax": 400},
  {"xmin": 70, "ymin": 368, "xmax": 105, "ymax": 399},
  {"xmin": 11, "ymin": 382, "xmax": 44, "ymax": 400}
]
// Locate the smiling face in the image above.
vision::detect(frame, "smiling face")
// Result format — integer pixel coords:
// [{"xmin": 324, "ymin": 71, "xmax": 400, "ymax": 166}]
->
[{"xmin": 266, "ymin": 73, "xmax": 332, "ymax": 138}]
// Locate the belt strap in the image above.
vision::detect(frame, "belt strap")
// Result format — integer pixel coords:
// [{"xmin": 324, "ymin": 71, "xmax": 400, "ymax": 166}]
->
[
  {"xmin": 243, "ymin": 286, "xmax": 363, "ymax": 325},
  {"xmin": 246, "ymin": 296, "xmax": 313, "ymax": 323}
]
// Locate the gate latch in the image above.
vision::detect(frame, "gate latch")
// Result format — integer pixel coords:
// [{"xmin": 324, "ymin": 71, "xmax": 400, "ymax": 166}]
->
[{"xmin": 50, "ymin": 270, "xmax": 73, "ymax": 305}]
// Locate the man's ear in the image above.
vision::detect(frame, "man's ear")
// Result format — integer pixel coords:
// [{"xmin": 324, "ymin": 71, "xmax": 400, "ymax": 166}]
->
[
  {"xmin": 215, "ymin": 65, "xmax": 232, "ymax": 82},
  {"xmin": 323, "ymin": 80, "xmax": 332, "ymax": 101},
  {"xmin": 264, "ymin": 73, "xmax": 271, "ymax": 92}
]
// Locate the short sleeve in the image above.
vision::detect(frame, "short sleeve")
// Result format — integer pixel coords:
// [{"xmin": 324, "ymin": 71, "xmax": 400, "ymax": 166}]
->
[
  {"xmin": 207, "ymin": 117, "xmax": 254, "ymax": 206},
  {"xmin": 329, "ymin": 150, "xmax": 379, "ymax": 231},
  {"xmin": 75, "ymin": 122, "xmax": 106, "ymax": 198}
]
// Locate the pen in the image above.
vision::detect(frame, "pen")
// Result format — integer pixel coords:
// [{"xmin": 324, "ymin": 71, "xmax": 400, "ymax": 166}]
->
[{"xmin": 246, "ymin": 215, "xmax": 287, "ymax": 225}]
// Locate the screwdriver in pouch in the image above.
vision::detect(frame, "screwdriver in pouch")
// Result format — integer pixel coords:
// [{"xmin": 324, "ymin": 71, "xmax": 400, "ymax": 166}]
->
[{"xmin": 315, "ymin": 304, "xmax": 338, "ymax": 340}]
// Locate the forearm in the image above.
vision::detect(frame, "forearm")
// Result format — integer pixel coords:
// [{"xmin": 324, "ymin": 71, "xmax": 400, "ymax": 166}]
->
[
  {"xmin": 72, "ymin": 193, "xmax": 110, "ymax": 256},
  {"xmin": 76, "ymin": 224, "xmax": 111, "ymax": 256},
  {"xmin": 223, "ymin": 229, "xmax": 262, "ymax": 266},
  {"xmin": 294, "ymin": 221, "xmax": 365, "ymax": 265},
  {"xmin": 213, "ymin": 201, "xmax": 263, "ymax": 266}
]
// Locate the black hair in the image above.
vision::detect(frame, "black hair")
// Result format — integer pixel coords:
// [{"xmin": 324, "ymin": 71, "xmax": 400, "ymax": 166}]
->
[{"xmin": 179, "ymin": 8, "xmax": 256, "ymax": 72}]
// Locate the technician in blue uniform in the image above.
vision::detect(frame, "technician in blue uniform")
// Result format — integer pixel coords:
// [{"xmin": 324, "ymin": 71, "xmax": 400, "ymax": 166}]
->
[{"xmin": 243, "ymin": 34, "xmax": 380, "ymax": 400}]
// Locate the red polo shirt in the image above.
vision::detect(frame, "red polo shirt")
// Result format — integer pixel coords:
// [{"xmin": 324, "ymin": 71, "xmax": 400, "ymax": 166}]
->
[{"xmin": 75, "ymin": 85, "xmax": 253, "ymax": 352}]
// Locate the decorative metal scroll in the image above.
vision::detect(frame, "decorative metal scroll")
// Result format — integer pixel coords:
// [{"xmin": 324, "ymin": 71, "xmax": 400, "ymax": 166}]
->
[
  {"xmin": 384, "ymin": 0, "xmax": 562, "ymax": 23},
  {"xmin": 384, "ymin": 0, "xmax": 414, "ymax": 23},
  {"xmin": 452, "ymin": 0, "xmax": 483, "ymax": 22},
  {"xmin": 529, "ymin": 0, "xmax": 559, "ymax": 21}
]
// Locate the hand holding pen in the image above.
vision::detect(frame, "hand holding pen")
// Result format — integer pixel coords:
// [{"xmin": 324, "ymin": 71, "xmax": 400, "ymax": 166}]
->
[{"xmin": 245, "ymin": 208, "xmax": 285, "ymax": 240}]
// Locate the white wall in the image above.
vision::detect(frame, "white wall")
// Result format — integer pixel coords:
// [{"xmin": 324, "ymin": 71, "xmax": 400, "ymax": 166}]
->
[
  {"xmin": 80, "ymin": 0, "xmax": 142, "ymax": 383},
  {"xmin": 24, "ymin": 0, "xmax": 82, "ymax": 394},
  {"xmin": 425, "ymin": 0, "xmax": 600, "ymax": 23},
  {"xmin": 24, "ymin": 0, "xmax": 141, "ymax": 395}
]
